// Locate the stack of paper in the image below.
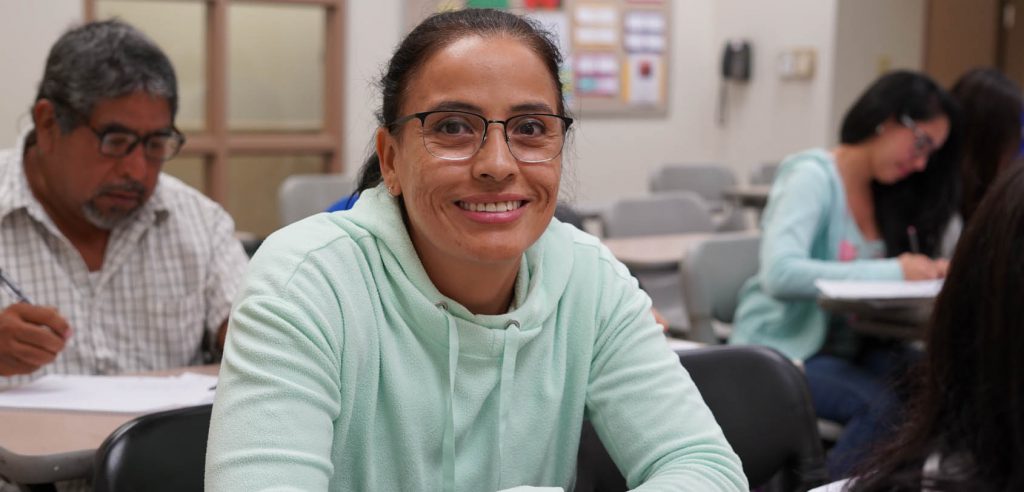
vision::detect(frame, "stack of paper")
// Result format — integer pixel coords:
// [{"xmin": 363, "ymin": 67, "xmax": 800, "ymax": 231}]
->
[
  {"xmin": 0, "ymin": 372, "xmax": 217, "ymax": 413},
  {"xmin": 814, "ymin": 279, "xmax": 944, "ymax": 300}
]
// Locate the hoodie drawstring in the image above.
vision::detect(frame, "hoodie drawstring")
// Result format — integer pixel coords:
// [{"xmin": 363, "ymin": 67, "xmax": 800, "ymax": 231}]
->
[
  {"xmin": 437, "ymin": 301, "xmax": 460, "ymax": 492},
  {"xmin": 495, "ymin": 319, "xmax": 520, "ymax": 489}
]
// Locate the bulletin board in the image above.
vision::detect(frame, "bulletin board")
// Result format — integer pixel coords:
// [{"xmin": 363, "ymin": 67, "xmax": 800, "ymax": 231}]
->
[{"xmin": 403, "ymin": 0, "xmax": 671, "ymax": 117}]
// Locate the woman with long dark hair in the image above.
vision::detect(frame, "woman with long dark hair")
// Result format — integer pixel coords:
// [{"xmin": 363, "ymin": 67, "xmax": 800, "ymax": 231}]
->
[
  {"xmin": 952, "ymin": 67, "xmax": 1023, "ymax": 223},
  {"xmin": 731, "ymin": 70, "xmax": 961, "ymax": 479},
  {"xmin": 848, "ymin": 159, "xmax": 1024, "ymax": 491}
]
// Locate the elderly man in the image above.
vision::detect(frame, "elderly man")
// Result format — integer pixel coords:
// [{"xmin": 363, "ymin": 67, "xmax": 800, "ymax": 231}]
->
[{"xmin": 0, "ymin": 20, "xmax": 247, "ymax": 383}]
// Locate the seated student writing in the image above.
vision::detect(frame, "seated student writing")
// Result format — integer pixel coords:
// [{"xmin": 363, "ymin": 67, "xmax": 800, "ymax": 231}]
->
[
  {"xmin": 0, "ymin": 21, "xmax": 246, "ymax": 384},
  {"xmin": 205, "ymin": 9, "xmax": 746, "ymax": 491},
  {"xmin": 730, "ymin": 71, "xmax": 961, "ymax": 479}
]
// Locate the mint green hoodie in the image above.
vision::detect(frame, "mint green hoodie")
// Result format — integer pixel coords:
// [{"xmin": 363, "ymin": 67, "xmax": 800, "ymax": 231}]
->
[{"xmin": 205, "ymin": 185, "xmax": 746, "ymax": 491}]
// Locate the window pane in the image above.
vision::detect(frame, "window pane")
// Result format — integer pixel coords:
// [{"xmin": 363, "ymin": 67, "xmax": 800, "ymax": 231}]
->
[
  {"xmin": 227, "ymin": 156, "xmax": 325, "ymax": 237},
  {"xmin": 228, "ymin": 4, "xmax": 324, "ymax": 132},
  {"xmin": 96, "ymin": 1, "xmax": 206, "ymax": 132},
  {"xmin": 162, "ymin": 156, "xmax": 206, "ymax": 195}
]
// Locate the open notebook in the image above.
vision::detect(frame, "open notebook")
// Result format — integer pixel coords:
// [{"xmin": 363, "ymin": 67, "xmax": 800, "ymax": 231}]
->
[
  {"xmin": 815, "ymin": 279, "xmax": 943, "ymax": 301},
  {"xmin": 0, "ymin": 372, "xmax": 217, "ymax": 413}
]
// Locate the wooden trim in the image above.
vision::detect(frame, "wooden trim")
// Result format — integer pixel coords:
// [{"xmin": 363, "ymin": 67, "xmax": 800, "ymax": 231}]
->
[
  {"xmin": 205, "ymin": 0, "xmax": 229, "ymax": 202},
  {"xmin": 323, "ymin": 0, "xmax": 344, "ymax": 173},
  {"xmin": 84, "ymin": 0, "xmax": 97, "ymax": 20}
]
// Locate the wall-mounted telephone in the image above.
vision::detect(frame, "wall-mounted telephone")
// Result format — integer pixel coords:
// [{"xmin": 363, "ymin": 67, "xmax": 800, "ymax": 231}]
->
[
  {"xmin": 718, "ymin": 39, "xmax": 752, "ymax": 125},
  {"xmin": 721, "ymin": 40, "xmax": 752, "ymax": 81}
]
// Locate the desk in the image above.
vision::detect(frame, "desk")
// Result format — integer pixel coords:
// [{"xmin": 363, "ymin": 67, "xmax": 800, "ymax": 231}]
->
[
  {"xmin": 722, "ymin": 185, "xmax": 772, "ymax": 209},
  {"xmin": 819, "ymin": 297, "xmax": 932, "ymax": 340},
  {"xmin": 0, "ymin": 364, "xmax": 218, "ymax": 487},
  {"xmin": 602, "ymin": 232, "xmax": 714, "ymax": 270}
]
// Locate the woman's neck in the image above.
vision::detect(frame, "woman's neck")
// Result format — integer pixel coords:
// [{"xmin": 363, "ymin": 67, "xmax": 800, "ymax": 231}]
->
[
  {"xmin": 833, "ymin": 144, "xmax": 874, "ymax": 190},
  {"xmin": 408, "ymin": 228, "xmax": 520, "ymax": 315},
  {"xmin": 427, "ymin": 258, "xmax": 519, "ymax": 315}
]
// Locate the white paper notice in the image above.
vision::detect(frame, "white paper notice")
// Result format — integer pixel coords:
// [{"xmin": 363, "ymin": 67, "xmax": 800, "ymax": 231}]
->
[
  {"xmin": 0, "ymin": 372, "xmax": 218, "ymax": 413},
  {"xmin": 814, "ymin": 279, "xmax": 943, "ymax": 300}
]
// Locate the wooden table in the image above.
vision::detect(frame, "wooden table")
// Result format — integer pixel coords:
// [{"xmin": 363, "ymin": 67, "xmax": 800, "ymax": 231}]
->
[
  {"xmin": 722, "ymin": 185, "xmax": 772, "ymax": 209},
  {"xmin": 0, "ymin": 364, "xmax": 219, "ymax": 487},
  {"xmin": 602, "ymin": 232, "xmax": 714, "ymax": 270}
]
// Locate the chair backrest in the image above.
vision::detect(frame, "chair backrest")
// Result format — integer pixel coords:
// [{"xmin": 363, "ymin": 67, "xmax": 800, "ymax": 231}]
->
[
  {"xmin": 750, "ymin": 161, "xmax": 780, "ymax": 185},
  {"xmin": 680, "ymin": 232, "xmax": 761, "ymax": 343},
  {"xmin": 603, "ymin": 192, "xmax": 715, "ymax": 238},
  {"xmin": 648, "ymin": 164, "xmax": 737, "ymax": 201},
  {"xmin": 93, "ymin": 404, "xmax": 212, "ymax": 492},
  {"xmin": 278, "ymin": 173, "xmax": 354, "ymax": 226},
  {"xmin": 576, "ymin": 345, "xmax": 828, "ymax": 492}
]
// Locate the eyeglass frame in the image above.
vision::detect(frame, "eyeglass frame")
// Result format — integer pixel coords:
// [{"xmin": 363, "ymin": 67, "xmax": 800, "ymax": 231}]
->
[
  {"xmin": 386, "ymin": 109, "xmax": 574, "ymax": 163},
  {"xmin": 898, "ymin": 114, "xmax": 937, "ymax": 157},
  {"xmin": 53, "ymin": 99, "xmax": 186, "ymax": 163}
]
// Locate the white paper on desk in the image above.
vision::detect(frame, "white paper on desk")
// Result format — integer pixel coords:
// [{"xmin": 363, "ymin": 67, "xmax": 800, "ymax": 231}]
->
[
  {"xmin": 0, "ymin": 372, "xmax": 217, "ymax": 413},
  {"xmin": 814, "ymin": 279, "xmax": 943, "ymax": 300}
]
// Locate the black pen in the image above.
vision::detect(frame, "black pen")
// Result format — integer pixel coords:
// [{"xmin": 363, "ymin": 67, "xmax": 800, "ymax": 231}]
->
[
  {"xmin": 907, "ymin": 226, "xmax": 920, "ymax": 254},
  {"xmin": 0, "ymin": 268, "xmax": 34, "ymax": 304}
]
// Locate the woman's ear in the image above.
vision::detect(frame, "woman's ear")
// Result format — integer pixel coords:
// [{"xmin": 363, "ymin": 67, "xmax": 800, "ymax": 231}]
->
[{"xmin": 376, "ymin": 127, "xmax": 402, "ymax": 196}]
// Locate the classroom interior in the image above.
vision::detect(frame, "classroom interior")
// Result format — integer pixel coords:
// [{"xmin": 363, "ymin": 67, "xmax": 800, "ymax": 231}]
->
[
  {"xmin": 2, "ymin": 0, "xmax": 1021, "ymax": 239},
  {"xmin": 1, "ymin": 1, "xmax": 1023, "ymax": 490}
]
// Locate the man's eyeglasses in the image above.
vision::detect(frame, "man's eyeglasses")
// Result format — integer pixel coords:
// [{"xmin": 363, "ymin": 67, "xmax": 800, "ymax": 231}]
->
[
  {"xmin": 387, "ymin": 110, "xmax": 573, "ymax": 163},
  {"xmin": 899, "ymin": 115, "xmax": 936, "ymax": 157},
  {"xmin": 53, "ymin": 100, "xmax": 186, "ymax": 163},
  {"xmin": 83, "ymin": 124, "xmax": 186, "ymax": 163}
]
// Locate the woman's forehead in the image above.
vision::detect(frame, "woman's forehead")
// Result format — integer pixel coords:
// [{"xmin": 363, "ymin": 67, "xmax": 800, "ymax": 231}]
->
[{"xmin": 401, "ymin": 35, "xmax": 560, "ymax": 115}]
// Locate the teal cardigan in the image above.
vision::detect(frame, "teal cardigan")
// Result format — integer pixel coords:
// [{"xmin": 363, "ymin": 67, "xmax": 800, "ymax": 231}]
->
[{"xmin": 730, "ymin": 149, "xmax": 903, "ymax": 361}]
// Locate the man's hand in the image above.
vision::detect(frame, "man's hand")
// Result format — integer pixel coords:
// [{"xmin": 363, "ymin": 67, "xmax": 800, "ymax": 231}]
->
[{"xmin": 0, "ymin": 304, "xmax": 71, "ymax": 376}]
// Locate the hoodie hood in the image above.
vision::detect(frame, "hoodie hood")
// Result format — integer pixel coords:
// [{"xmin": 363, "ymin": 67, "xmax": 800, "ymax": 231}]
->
[
  {"xmin": 337, "ymin": 184, "xmax": 574, "ymax": 352},
  {"xmin": 333, "ymin": 184, "xmax": 575, "ymax": 491}
]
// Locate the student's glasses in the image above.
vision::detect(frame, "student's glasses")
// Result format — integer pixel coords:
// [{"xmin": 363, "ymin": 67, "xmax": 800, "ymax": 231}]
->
[
  {"xmin": 899, "ymin": 115, "xmax": 937, "ymax": 157},
  {"xmin": 83, "ymin": 124, "xmax": 186, "ymax": 163},
  {"xmin": 388, "ymin": 110, "xmax": 573, "ymax": 163},
  {"xmin": 55, "ymin": 100, "xmax": 186, "ymax": 163}
]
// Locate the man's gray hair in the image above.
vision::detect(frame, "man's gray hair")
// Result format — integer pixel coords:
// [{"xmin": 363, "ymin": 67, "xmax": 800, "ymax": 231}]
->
[{"xmin": 34, "ymin": 19, "xmax": 178, "ymax": 132}]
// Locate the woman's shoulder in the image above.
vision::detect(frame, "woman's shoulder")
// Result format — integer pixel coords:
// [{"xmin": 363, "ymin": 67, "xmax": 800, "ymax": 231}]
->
[
  {"xmin": 545, "ymin": 219, "xmax": 636, "ymax": 284},
  {"xmin": 777, "ymin": 148, "xmax": 835, "ymax": 182},
  {"xmin": 243, "ymin": 213, "xmax": 375, "ymax": 297}
]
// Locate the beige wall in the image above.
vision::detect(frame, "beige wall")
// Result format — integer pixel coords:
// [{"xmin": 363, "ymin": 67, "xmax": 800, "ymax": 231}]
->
[
  {"xmin": 712, "ymin": 0, "xmax": 838, "ymax": 178},
  {"xmin": 832, "ymin": 0, "xmax": 927, "ymax": 144},
  {"xmin": 0, "ymin": 0, "xmax": 931, "ymax": 231},
  {"xmin": 0, "ymin": 0, "xmax": 82, "ymax": 147}
]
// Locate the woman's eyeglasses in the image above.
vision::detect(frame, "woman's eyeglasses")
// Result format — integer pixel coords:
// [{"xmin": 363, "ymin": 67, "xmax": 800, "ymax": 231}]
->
[
  {"xmin": 388, "ymin": 110, "xmax": 573, "ymax": 163},
  {"xmin": 899, "ymin": 115, "xmax": 937, "ymax": 157}
]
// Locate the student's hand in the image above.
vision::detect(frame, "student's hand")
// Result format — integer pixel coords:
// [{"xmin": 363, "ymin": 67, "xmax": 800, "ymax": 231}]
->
[
  {"xmin": 897, "ymin": 253, "xmax": 944, "ymax": 280},
  {"xmin": 0, "ymin": 304, "xmax": 72, "ymax": 376},
  {"xmin": 934, "ymin": 258, "xmax": 950, "ymax": 278}
]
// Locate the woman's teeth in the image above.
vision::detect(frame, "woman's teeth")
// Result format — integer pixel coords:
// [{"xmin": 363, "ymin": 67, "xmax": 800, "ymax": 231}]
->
[{"xmin": 458, "ymin": 200, "xmax": 523, "ymax": 212}]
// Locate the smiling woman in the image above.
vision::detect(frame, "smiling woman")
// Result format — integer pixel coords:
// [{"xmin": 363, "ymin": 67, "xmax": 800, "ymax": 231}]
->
[{"xmin": 205, "ymin": 8, "xmax": 747, "ymax": 492}]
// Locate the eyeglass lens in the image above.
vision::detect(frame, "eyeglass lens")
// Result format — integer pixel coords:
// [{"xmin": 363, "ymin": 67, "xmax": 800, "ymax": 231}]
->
[
  {"xmin": 99, "ymin": 131, "xmax": 184, "ymax": 162},
  {"xmin": 420, "ymin": 111, "xmax": 566, "ymax": 162}
]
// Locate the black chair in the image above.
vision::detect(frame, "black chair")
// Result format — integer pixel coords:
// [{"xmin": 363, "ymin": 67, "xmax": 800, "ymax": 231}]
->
[
  {"xmin": 93, "ymin": 404, "xmax": 212, "ymax": 492},
  {"xmin": 576, "ymin": 345, "xmax": 829, "ymax": 492}
]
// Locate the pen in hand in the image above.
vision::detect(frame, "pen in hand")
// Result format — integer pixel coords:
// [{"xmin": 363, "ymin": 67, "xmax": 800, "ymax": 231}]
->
[
  {"xmin": 907, "ymin": 226, "xmax": 920, "ymax": 255},
  {"xmin": 0, "ymin": 268, "xmax": 34, "ymax": 304},
  {"xmin": 0, "ymin": 268, "xmax": 67, "ymax": 339}
]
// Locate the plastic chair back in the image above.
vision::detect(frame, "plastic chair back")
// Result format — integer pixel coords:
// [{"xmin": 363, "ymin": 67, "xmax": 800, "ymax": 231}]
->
[
  {"xmin": 278, "ymin": 173, "xmax": 354, "ymax": 226},
  {"xmin": 576, "ymin": 345, "xmax": 828, "ymax": 491},
  {"xmin": 93, "ymin": 404, "xmax": 212, "ymax": 492}
]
